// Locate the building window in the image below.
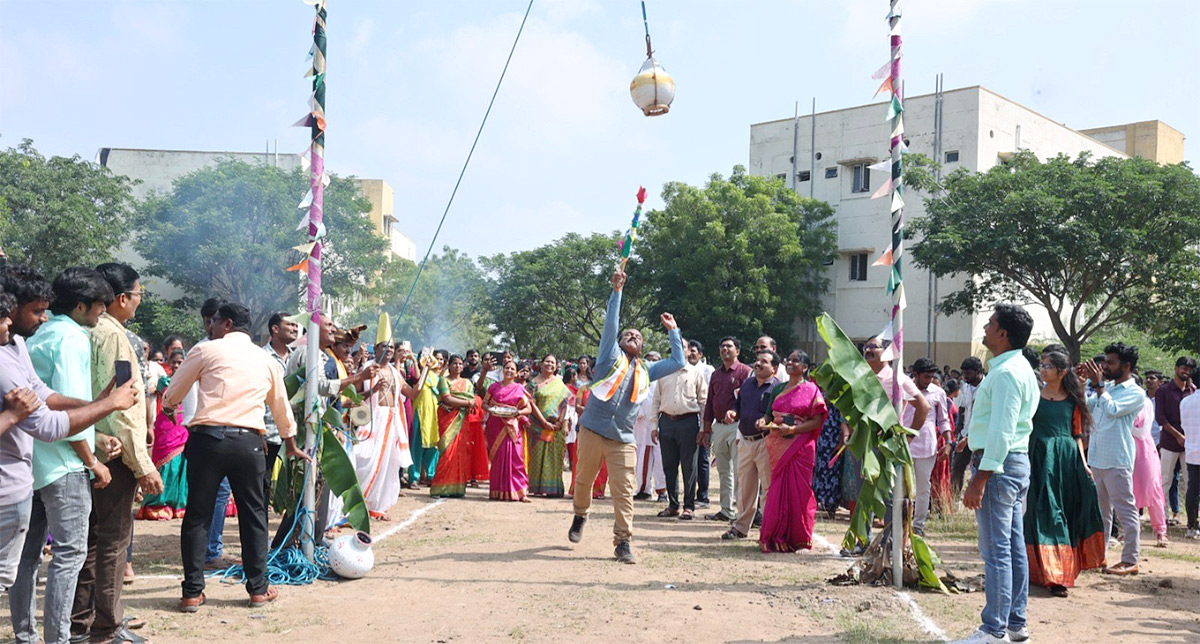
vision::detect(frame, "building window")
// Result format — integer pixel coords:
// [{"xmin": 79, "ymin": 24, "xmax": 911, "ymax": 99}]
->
[
  {"xmin": 825, "ymin": 167, "xmax": 838, "ymax": 179},
  {"xmin": 851, "ymin": 163, "xmax": 870, "ymax": 193},
  {"xmin": 775, "ymin": 173, "xmax": 787, "ymax": 181},
  {"xmin": 797, "ymin": 170, "xmax": 811, "ymax": 182},
  {"xmin": 849, "ymin": 253, "xmax": 868, "ymax": 282},
  {"xmin": 945, "ymin": 150, "xmax": 960, "ymax": 163}
]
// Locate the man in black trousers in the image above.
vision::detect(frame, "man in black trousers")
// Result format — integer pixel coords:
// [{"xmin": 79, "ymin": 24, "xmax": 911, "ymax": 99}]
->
[{"xmin": 162, "ymin": 303, "xmax": 308, "ymax": 612}]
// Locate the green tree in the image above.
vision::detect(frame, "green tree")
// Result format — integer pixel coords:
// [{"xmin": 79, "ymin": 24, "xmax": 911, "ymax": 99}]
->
[
  {"xmin": 349, "ymin": 247, "xmax": 493, "ymax": 354},
  {"xmin": 908, "ymin": 151, "xmax": 1200, "ymax": 362},
  {"xmin": 0, "ymin": 138, "xmax": 137, "ymax": 276},
  {"xmin": 637, "ymin": 166, "xmax": 838, "ymax": 351},
  {"xmin": 132, "ymin": 159, "xmax": 388, "ymax": 335},
  {"xmin": 127, "ymin": 292, "xmax": 206, "ymax": 349},
  {"xmin": 480, "ymin": 232, "xmax": 656, "ymax": 358}
]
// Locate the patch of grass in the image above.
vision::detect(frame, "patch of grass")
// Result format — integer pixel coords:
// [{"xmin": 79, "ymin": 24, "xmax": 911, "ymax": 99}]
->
[
  {"xmin": 836, "ymin": 608, "xmax": 930, "ymax": 643},
  {"xmin": 923, "ymin": 510, "xmax": 978, "ymax": 542},
  {"xmin": 1150, "ymin": 549, "xmax": 1200, "ymax": 565},
  {"xmin": 508, "ymin": 625, "xmax": 527, "ymax": 640}
]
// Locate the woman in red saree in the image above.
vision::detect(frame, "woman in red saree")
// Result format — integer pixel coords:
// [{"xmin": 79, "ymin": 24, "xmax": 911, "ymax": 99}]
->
[
  {"xmin": 759, "ymin": 350, "xmax": 828, "ymax": 553},
  {"xmin": 430, "ymin": 355, "xmax": 478, "ymax": 498},
  {"xmin": 483, "ymin": 361, "xmax": 533, "ymax": 502}
]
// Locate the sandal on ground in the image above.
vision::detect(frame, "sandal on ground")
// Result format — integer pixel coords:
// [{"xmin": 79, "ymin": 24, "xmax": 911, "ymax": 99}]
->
[
  {"xmin": 1049, "ymin": 584, "xmax": 1068, "ymax": 597},
  {"xmin": 679, "ymin": 509, "xmax": 694, "ymax": 520},
  {"xmin": 248, "ymin": 586, "xmax": 279, "ymax": 608},
  {"xmin": 179, "ymin": 592, "xmax": 206, "ymax": 613},
  {"xmin": 122, "ymin": 616, "xmax": 146, "ymax": 630},
  {"xmin": 657, "ymin": 507, "xmax": 680, "ymax": 518},
  {"xmin": 99, "ymin": 625, "xmax": 151, "ymax": 644},
  {"xmin": 721, "ymin": 528, "xmax": 748, "ymax": 540}
]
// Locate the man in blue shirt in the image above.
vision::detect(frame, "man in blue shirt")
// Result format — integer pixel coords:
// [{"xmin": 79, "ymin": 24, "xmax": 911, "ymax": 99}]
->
[
  {"xmin": 569, "ymin": 269, "xmax": 684, "ymax": 564},
  {"xmin": 721, "ymin": 350, "xmax": 779, "ymax": 541},
  {"xmin": 953, "ymin": 304, "xmax": 1040, "ymax": 644},
  {"xmin": 1082, "ymin": 342, "xmax": 1145, "ymax": 576}
]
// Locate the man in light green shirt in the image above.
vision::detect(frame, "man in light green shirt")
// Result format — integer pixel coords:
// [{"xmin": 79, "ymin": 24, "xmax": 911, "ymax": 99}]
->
[
  {"xmin": 953, "ymin": 304, "xmax": 1040, "ymax": 644},
  {"xmin": 11, "ymin": 267, "xmax": 114, "ymax": 644}
]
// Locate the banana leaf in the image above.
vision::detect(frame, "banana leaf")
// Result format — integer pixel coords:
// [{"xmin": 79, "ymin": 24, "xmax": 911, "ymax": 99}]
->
[
  {"xmin": 284, "ymin": 369, "xmax": 304, "ymax": 400},
  {"xmin": 320, "ymin": 425, "xmax": 371, "ymax": 533},
  {"xmin": 340, "ymin": 385, "xmax": 364, "ymax": 406},
  {"xmin": 813, "ymin": 313, "xmax": 946, "ymax": 592}
]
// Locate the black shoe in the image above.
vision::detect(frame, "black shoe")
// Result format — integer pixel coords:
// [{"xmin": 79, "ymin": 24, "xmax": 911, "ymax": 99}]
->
[
  {"xmin": 568, "ymin": 515, "xmax": 587, "ymax": 543},
  {"xmin": 753, "ymin": 511, "xmax": 763, "ymax": 529},
  {"xmin": 614, "ymin": 540, "xmax": 636, "ymax": 564},
  {"xmin": 706, "ymin": 511, "xmax": 734, "ymax": 522},
  {"xmin": 695, "ymin": 500, "xmax": 711, "ymax": 508},
  {"xmin": 721, "ymin": 528, "xmax": 747, "ymax": 540},
  {"xmin": 633, "ymin": 492, "xmax": 651, "ymax": 501}
]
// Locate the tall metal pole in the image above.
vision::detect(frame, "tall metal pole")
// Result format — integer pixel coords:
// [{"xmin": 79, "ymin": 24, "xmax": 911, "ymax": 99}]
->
[
  {"xmin": 301, "ymin": 0, "xmax": 328, "ymax": 563},
  {"xmin": 791, "ymin": 102, "xmax": 800, "ymax": 191},
  {"xmin": 809, "ymin": 97, "xmax": 816, "ymax": 199},
  {"xmin": 886, "ymin": 0, "xmax": 905, "ymax": 589}
]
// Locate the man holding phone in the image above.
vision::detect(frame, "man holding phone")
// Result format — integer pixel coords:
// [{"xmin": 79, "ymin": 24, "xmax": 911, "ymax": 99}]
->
[{"xmin": 72, "ymin": 263, "xmax": 158, "ymax": 644}]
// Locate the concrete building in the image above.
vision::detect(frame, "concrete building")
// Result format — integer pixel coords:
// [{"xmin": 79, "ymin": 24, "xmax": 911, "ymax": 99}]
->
[
  {"xmin": 1079, "ymin": 120, "xmax": 1185, "ymax": 165},
  {"xmin": 99, "ymin": 147, "xmax": 417, "ymax": 262},
  {"xmin": 748, "ymin": 85, "xmax": 1184, "ymax": 364}
]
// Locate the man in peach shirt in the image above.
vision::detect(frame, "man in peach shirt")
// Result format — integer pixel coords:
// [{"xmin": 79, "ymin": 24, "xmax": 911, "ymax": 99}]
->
[{"xmin": 162, "ymin": 302, "xmax": 306, "ymax": 613}]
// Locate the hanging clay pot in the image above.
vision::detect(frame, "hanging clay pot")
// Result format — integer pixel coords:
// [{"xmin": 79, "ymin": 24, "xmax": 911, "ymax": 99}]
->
[{"xmin": 630, "ymin": 57, "xmax": 675, "ymax": 117}]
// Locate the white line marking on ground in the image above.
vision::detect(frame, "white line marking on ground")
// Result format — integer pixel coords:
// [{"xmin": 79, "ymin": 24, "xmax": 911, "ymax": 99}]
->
[
  {"xmin": 134, "ymin": 499, "xmax": 446, "ymax": 580},
  {"xmin": 812, "ymin": 533, "xmax": 842, "ymax": 556},
  {"xmin": 896, "ymin": 590, "xmax": 949, "ymax": 642},
  {"xmin": 814, "ymin": 530, "xmax": 949, "ymax": 642},
  {"xmin": 373, "ymin": 498, "xmax": 446, "ymax": 543}
]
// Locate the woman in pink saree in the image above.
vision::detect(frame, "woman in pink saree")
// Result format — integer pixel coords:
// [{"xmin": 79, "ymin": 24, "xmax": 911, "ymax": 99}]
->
[
  {"xmin": 758, "ymin": 350, "xmax": 828, "ymax": 552},
  {"xmin": 483, "ymin": 361, "xmax": 533, "ymax": 502}
]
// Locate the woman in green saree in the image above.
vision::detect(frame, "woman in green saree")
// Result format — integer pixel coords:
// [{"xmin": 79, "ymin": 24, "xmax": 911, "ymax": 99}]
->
[
  {"xmin": 430, "ymin": 355, "xmax": 477, "ymax": 497},
  {"xmin": 1024, "ymin": 350, "xmax": 1106, "ymax": 596},
  {"xmin": 527, "ymin": 354, "xmax": 572, "ymax": 497}
]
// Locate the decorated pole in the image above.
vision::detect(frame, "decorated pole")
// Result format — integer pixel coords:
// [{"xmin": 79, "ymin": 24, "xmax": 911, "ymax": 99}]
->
[
  {"xmin": 300, "ymin": 0, "xmax": 328, "ymax": 563},
  {"xmin": 885, "ymin": 0, "xmax": 905, "ymax": 589},
  {"xmin": 618, "ymin": 187, "xmax": 647, "ymax": 272}
]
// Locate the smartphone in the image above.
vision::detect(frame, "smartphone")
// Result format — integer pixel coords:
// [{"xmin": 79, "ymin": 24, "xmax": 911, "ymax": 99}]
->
[
  {"xmin": 782, "ymin": 414, "xmax": 797, "ymax": 425},
  {"xmin": 115, "ymin": 360, "xmax": 132, "ymax": 387}
]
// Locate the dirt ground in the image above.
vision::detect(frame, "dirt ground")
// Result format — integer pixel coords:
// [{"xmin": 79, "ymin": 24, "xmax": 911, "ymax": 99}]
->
[{"xmin": 7, "ymin": 478, "xmax": 1200, "ymax": 644}]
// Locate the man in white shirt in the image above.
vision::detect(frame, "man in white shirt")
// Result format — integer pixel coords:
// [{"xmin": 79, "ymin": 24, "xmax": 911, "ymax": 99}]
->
[
  {"xmin": 633, "ymin": 352, "xmax": 664, "ymax": 501},
  {"xmin": 952, "ymin": 356, "xmax": 985, "ymax": 494},
  {"xmin": 650, "ymin": 340, "xmax": 709, "ymax": 519},
  {"xmin": 907, "ymin": 358, "xmax": 952, "ymax": 535}
]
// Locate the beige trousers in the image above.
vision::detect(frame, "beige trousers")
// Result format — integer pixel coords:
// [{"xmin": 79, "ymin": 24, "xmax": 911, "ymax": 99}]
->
[
  {"xmin": 733, "ymin": 436, "xmax": 771, "ymax": 535},
  {"xmin": 572, "ymin": 428, "xmax": 637, "ymax": 545}
]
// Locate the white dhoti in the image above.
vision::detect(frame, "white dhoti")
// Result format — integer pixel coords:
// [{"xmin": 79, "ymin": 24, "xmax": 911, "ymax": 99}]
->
[
  {"xmin": 633, "ymin": 383, "xmax": 665, "ymax": 495},
  {"xmin": 352, "ymin": 367, "xmax": 413, "ymax": 517}
]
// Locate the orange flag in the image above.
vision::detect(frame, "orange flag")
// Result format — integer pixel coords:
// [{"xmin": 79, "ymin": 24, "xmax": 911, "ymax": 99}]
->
[
  {"xmin": 872, "ymin": 245, "xmax": 894, "ymax": 267},
  {"xmin": 873, "ymin": 76, "xmax": 894, "ymax": 99},
  {"xmin": 286, "ymin": 258, "xmax": 309, "ymax": 273}
]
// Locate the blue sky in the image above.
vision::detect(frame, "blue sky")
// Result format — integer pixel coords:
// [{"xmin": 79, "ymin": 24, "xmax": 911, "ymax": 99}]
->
[{"xmin": 3, "ymin": 0, "xmax": 1196, "ymax": 261}]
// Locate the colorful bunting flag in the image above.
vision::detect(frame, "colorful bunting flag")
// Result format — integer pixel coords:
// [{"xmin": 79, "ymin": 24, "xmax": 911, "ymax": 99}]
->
[
  {"xmin": 872, "ymin": 76, "xmax": 894, "ymax": 99},
  {"xmin": 871, "ymin": 177, "xmax": 893, "ymax": 200},
  {"xmin": 286, "ymin": 258, "xmax": 309, "ymax": 273},
  {"xmin": 872, "ymin": 245, "xmax": 894, "ymax": 266}
]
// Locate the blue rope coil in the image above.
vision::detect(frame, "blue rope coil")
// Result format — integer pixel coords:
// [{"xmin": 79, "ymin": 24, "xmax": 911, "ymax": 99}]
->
[{"xmin": 206, "ymin": 442, "xmax": 341, "ymax": 585}]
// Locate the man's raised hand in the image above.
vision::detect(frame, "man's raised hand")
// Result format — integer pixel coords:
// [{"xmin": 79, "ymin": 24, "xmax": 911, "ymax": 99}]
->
[
  {"xmin": 612, "ymin": 270, "xmax": 627, "ymax": 293},
  {"xmin": 660, "ymin": 312, "xmax": 677, "ymax": 331}
]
